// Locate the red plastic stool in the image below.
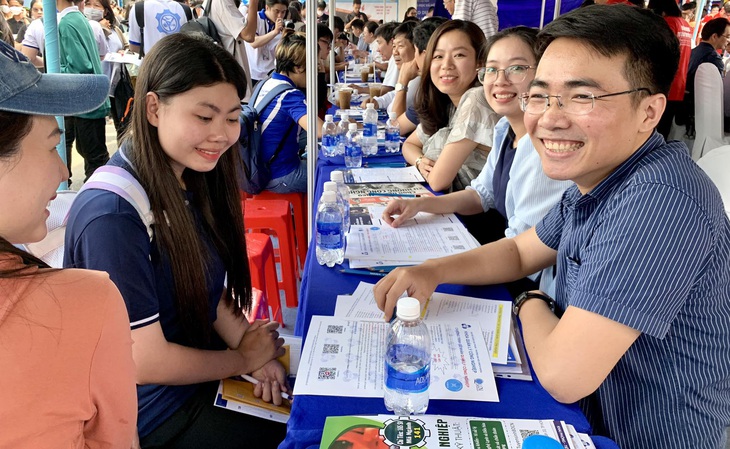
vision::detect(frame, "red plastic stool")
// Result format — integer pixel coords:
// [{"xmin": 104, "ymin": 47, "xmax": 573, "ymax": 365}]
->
[
  {"xmin": 251, "ymin": 191, "xmax": 308, "ymax": 276},
  {"xmin": 243, "ymin": 199, "xmax": 299, "ymax": 308},
  {"xmin": 245, "ymin": 233, "xmax": 284, "ymax": 326}
]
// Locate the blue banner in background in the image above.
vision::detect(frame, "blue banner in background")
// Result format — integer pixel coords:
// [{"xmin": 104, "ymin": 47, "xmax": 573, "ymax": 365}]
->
[{"xmin": 428, "ymin": 0, "xmax": 584, "ymax": 29}]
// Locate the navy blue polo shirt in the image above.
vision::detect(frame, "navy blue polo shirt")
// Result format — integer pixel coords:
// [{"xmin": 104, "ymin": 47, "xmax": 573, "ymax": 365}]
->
[
  {"xmin": 536, "ymin": 132, "xmax": 730, "ymax": 449},
  {"xmin": 63, "ymin": 151, "xmax": 228, "ymax": 438},
  {"xmin": 256, "ymin": 73, "xmax": 308, "ymax": 180}
]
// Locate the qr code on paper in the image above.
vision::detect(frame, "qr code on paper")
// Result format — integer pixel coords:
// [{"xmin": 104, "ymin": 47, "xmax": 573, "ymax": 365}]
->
[
  {"xmin": 318, "ymin": 367, "xmax": 337, "ymax": 380},
  {"xmin": 519, "ymin": 429, "xmax": 539, "ymax": 440},
  {"xmin": 443, "ymin": 227, "xmax": 454, "ymax": 232},
  {"xmin": 452, "ymin": 245, "xmax": 465, "ymax": 250},
  {"xmin": 326, "ymin": 325, "xmax": 344, "ymax": 334},
  {"xmin": 323, "ymin": 344, "xmax": 340, "ymax": 354},
  {"xmin": 448, "ymin": 236, "xmax": 459, "ymax": 241}
]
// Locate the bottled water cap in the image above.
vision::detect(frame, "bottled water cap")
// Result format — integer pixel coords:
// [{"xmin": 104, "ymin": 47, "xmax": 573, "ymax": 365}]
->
[
  {"xmin": 366, "ymin": 103, "xmax": 375, "ymax": 109},
  {"xmin": 330, "ymin": 171, "xmax": 344, "ymax": 182},
  {"xmin": 341, "ymin": 113, "xmax": 349, "ymax": 121},
  {"xmin": 349, "ymin": 123, "xmax": 358, "ymax": 130},
  {"xmin": 322, "ymin": 191, "xmax": 337, "ymax": 203},
  {"xmin": 389, "ymin": 111, "xmax": 397, "ymax": 120},
  {"xmin": 323, "ymin": 181, "xmax": 337, "ymax": 192},
  {"xmin": 396, "ymin": 297, "xmax": 421, "ymax": 321},
  {"xmin": 325, "ymin": 114, "xmax": 333, "ymax": 122}
]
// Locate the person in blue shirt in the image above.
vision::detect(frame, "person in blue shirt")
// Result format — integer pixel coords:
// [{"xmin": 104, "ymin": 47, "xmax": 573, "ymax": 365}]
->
[
  {"xmin": 256, "ymin": 28, "xmax": 324, "ymax": 193},
  {"xmin": 64, "ymin": 33, "xmax": 288, "ymax": 448},
  {"xmin": 375, "ymin": 6, "xmax": 730, "ymax": 449}
]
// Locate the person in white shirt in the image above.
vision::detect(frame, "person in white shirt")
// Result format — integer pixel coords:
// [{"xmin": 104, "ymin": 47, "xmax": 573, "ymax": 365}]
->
[
  {"xmin": 452, "ymin": 0, "xmax": 498, "ymax": 40},
  {"xmin": 373, "ymin": 21, "xmax": 397, "ymax": 94},
  {"xmin": 244, "ymin": 0, "xmax": 287, "ymax": 86},
  {"xmin": 209, "ymin": 0, "xmax": 259, "ymax": 102},
  {"xmin": 128, "ymin": 0, "xmax": 189, "ymax": 55},
  {"xmin": 365, "ymin": 21, "xmax": 418, "ymax": 111}
]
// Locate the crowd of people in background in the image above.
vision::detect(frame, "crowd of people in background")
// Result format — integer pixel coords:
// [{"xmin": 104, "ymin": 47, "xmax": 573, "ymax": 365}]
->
[{"xmin": 1, "ymin": 1, "xmax": 730, "ymax": 449}]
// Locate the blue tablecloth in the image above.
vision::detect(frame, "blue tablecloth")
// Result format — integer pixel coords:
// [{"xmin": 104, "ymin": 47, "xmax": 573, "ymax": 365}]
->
[{"xmin": 280, "ymin": 161, "xmax": 620, "ymax": 449}]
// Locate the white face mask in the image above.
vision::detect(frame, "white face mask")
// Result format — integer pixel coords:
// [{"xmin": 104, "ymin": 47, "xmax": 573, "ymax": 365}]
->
[
  {"xmin": 0, "ymin": 5, "xmax": 11, "ymax": 14},
  {"xmin": 9, "ymin": 5, "xmax": 22, "ymax": 15},
  {"xmin": 83, "ymin": 7, "xmax": 103, "ymax": 21}
]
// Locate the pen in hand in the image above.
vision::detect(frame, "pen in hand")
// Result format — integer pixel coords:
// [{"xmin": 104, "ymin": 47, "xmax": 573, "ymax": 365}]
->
[{"xmin": 239, "ymin": 374, "xmax": 292, "ymax": 402}]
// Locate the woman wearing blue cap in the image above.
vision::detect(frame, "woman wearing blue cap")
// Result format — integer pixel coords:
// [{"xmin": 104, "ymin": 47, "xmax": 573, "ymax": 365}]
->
[{"xmin": 0, "ymin": 40, "xmax": 137, "ymax": 447}]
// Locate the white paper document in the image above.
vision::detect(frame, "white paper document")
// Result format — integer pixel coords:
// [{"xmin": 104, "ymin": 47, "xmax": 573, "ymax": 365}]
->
[
  {"xmin": 333, "ymin": 283, "xmax": 512, "ymax": 364},
  {"xmin": 345, "ymin": 222, "xmax": 478, "ymax": 262},
  {"xmin": 347, "ymin": 166, "xmax": 425, "ymax": 183},
  {"xmin": 294, "ymin": 316, "xmax": 499, "ymax": 402}
]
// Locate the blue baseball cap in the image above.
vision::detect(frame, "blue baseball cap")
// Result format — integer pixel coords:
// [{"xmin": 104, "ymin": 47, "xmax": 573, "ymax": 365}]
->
[{"xmin": 0, "ymin": 39, "xmax": 110, "ymax": 116}]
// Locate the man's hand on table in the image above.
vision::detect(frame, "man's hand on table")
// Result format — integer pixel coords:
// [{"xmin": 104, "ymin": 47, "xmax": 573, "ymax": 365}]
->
[{"xmin": 373, "ymin": 262, "xmax": 441, "ymax": 320}]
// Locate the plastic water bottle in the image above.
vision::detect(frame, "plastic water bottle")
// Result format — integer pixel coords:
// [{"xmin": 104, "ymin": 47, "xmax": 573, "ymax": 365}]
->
[
  {"xmin": 384, "ymin": 297, "xmax": 431, "ymax": 415},
  {"xmin": 323, "ymin": 181, "xmax": 347, "ymax": 237},
  {"xmin": 336, "ymin": 113, "xmax": 349, "ymax": 156},
  {"xmin": 315, "ymin": 191, "xmax": 345, "ymax": 267},
  {"xmin": 385, "ymin": 111, "xmax": 400, "ymax": 153},
  {"xmin": 346, "ymin": 46, "xmax": 355, "ymax": 68},
  {"xmin": 330, "ymin": 170, "xmax": 350, "ymax": 234},
  {"xmin": 345, "ymin": 123, "xmax": 362, "ymax": 168},
  {"xmin": 362, "ymin": 103, "xmax": 379, "ymax": 156},
  {"xmin": 322, "ymin": 114, "xmax": 338, "ymax": 157}
]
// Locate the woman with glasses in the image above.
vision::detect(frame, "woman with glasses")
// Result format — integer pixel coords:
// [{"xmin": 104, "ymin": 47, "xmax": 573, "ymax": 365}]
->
[
  {"xmin": 383, "ymin": 27, "xmax": 571, "ymax": 294},
  {"xmin": 254, "ymin": 28, "xmax": 325, "ymax": 193},
  {"xmin": 403, "ymin": 20, "xmax": 497, "ymax": 192}
]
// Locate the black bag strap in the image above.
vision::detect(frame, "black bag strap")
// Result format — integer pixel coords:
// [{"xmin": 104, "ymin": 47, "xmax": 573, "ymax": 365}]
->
[
  {"xmin": 134, "ymin": 1, "xmax": 145, "ymax": 57},
  {"xmin": 248, "ymin": 77, "xmax": 299, "ymax": 168},
  {"xmin": 181, "ymin": 3, "xmax": 193, "ymax": 21}
]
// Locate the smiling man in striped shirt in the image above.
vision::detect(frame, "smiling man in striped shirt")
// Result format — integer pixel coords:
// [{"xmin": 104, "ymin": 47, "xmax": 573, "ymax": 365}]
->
[{"xmin": 374, "ymin": 5, "xmax": 730, "ymax": 449}]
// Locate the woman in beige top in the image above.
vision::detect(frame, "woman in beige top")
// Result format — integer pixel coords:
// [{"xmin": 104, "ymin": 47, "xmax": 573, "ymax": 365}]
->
[{"xmin": 403, "ymin": 20, "xmax": 499, "ymax": 192}]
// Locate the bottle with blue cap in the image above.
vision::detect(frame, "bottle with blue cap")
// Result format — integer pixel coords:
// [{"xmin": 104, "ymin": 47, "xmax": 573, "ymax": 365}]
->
[
  {"xmin": 384, "ymin": 297, "xmax": 431, "ymax": 415},
  {"xmin": 322, "ymin": 114, "xmax": 338, "ymax": 157}
]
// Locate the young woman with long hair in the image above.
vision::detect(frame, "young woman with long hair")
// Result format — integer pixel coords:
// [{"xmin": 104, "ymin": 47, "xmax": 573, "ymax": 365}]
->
[
  {"xmin": 405, "ymin": 19, "xmax": 499, "ymax": 192},
  {"xmin": 64, "ymin": 33, "xmax": 288, "ymax": 448},
  {"xmin": 0, "ymin": 40, "xmax": 136, "ymax": 448}
]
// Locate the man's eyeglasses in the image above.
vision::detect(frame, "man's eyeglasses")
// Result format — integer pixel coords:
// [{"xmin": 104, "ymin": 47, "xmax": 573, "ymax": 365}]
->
[
  {"xmin": 519, "ymin": 88, "xmax": 652, "ymax": 116},
  {"xmin": 318, "ymin": 38, "xmax": 332, "ymax": 49},
  {"xmin": 478, "ymin": 65, "xmax": 534, "ymax": 84}
]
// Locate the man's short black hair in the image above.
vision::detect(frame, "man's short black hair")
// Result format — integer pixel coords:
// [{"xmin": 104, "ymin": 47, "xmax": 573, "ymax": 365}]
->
[
  {"xmin": 333, "ymin": 15, "xmax": 344, "ymax": 32},
  {"xmin": 701, "ymin": 17, "xmax": 730, "ymax": 40},
  {"xmin": 413, "ymin": 16, "xmax": 447, "ymax": 52},
  {"xmin": 317, "ymin": 22, "xmax": 333, "ymax": 41},
  {"xmin": 351, "ymin": 18, "xmax": 364, "ymax": 30},
  {"xmin": 374, "ymin": 21, "xmax": 399, "ymax": 42},
  {"xmin": 364, "ymin": 20, "xmax": 379, "ymax": 34},
  {"xmin": 317, "ymin": 0, "xmax": 326, "ymax": 10},
  {"xmin": 393, "ymin": 20, "xmax": 418, "ymax": 42},
  {"xmin": 352, "ymin": 0, "xmax": 361, "ymax": 4},
  {"xmin": 537, "ymin": 4, "xmax": 679, "ymax": 98}
]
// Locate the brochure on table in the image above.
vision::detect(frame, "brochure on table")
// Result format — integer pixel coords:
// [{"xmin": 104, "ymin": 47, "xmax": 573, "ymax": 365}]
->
[
  {"xmin": 345, "ymin": 166, "xmax": 425, "ymax": 183},
  {"xmin": 294, "ymin": 316, "xmax": 499, "ymax": 402},
  {"xmin": 319, "ymin": 415, "xmax": 596, "ymax": 449},
  {"xmin": 345, "ymin": 220, "xmax": 479, "ymax": 263},
  {"xmin": 333, "ymin": 282, "xmax": 511, "ymax": 365}
]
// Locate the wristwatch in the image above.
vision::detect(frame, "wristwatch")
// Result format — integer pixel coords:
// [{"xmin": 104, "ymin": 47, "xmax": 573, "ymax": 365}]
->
[
  {"xmin": 395, "ymin": 82, "xmax": 408, "ymax": 93},
  {"xmin": 513, "ymin": 291, "xmax": 556, "ymax": 317}
]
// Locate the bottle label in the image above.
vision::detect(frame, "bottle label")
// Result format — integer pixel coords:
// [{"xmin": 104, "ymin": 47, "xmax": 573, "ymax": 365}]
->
[
  {"xmin": 322, "ymin": 134, "xmax": 337, "ymax": 147},
  {"xmin": 363, "ymin": 122, "xmax": 377, "ymax": 138},
  {"xmin": 384, "ymin": 344, "xmax": 430, "ymax": 393},
  {"xmin": 316, "ymin": 221, "xmax": 343, "ymax": 250},
  {"xmin": 386, "ymin": 130, "xmax": 399, "ymax": 142},
  {"xmin": 346, "ymin": 143, "xmax": 362, "ymax": 158}
]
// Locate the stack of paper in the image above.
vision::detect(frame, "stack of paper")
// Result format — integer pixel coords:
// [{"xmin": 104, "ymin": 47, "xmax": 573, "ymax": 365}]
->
[
  {"xmin": 319, "ymin": 415, "xmax": 596, "ymax": 449},
  {"xmin": 293, "ymin": 315, "xmax": 499, "ymax": 402},
  {"xmin": 345, "ymin": 213, "xmax": 480, "ymax": 269},
  {"xmin": 333, "ymin": 282, "xmax": 532, "ymax": 381}
]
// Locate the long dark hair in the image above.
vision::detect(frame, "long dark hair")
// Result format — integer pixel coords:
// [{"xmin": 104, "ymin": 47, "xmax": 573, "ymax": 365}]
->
[
  {"xmin": 0, "ymin": 112, "xmax": 54, "ymax": 278},
  {"xmin": 121, "ymin": 33, "xmax": 251, "ymax": 346},
  {"xmin": 415, "ymin": 20, "xmax": 487, "ymax": 136}
]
